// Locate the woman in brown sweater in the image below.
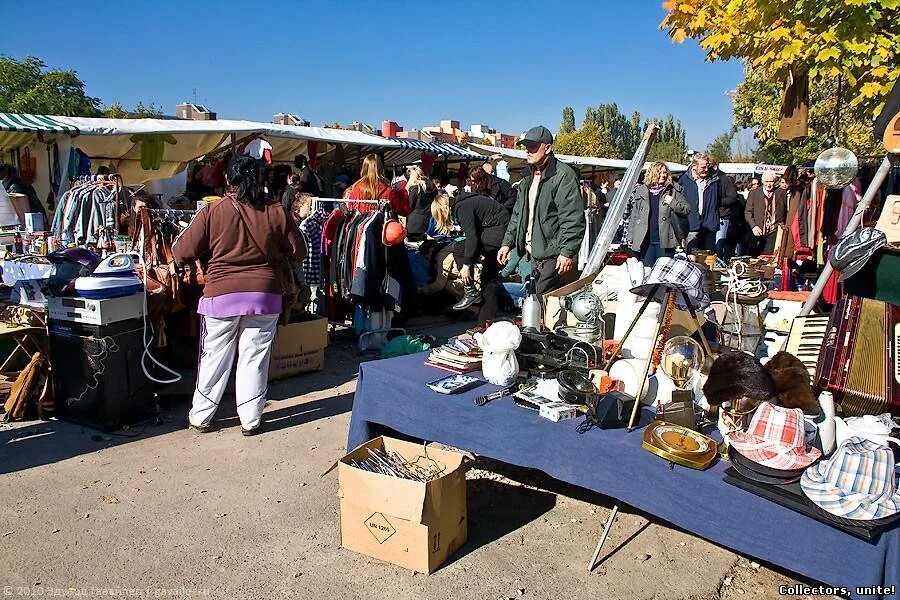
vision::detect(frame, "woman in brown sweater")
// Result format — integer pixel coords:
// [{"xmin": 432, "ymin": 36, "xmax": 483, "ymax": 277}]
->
[{"xmin": 173, "ymin": 156, "xmax": 306, "ymax": 435}]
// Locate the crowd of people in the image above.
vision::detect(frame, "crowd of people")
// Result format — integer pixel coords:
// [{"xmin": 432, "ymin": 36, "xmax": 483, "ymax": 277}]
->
[
  {"xmin": 160, "ymin": 128, "xmax": 818, "ymax": 363},
  {"xmin": 624, "ymin": 152, "xmax": 805, "ymax": 264},
  {"xmin": 209, "ymin": 133, "xmax": 810, "ymax": 334},
  {"xmin": 2, "ymin": 132, "xmax": 808, "ymax": 434}
]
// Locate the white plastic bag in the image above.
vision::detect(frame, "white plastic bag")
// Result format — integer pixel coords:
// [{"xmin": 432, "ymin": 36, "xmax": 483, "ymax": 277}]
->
[{"xmin": 474, "ymin": 321, "xmax": 521, "ymax": 386}]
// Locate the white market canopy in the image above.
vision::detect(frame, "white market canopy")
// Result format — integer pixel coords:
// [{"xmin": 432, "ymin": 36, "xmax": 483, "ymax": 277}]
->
[
  {"xmin": 718, "ymin": 162, "xmax": 787, "ymax": 175},
  {"xmin": 470, "ymin": 143, "xmax": 688, "ymax": 175},
  {"xmin": 0, "ymin": 113, "xmax": 486, "ymax": 186}
]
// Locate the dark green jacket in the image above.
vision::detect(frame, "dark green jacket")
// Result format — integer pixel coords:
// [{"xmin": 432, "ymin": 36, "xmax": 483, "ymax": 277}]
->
[{"xmin": 501, "ymin": 155, "xmax": 585, "ymax": 260}]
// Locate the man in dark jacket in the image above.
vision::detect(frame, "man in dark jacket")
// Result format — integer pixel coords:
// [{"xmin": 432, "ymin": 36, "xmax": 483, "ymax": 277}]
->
[
  {"xmin": 744, "ymin": 170, "xmax": 787, "ymax": 257},
  {"xmin": 483, "ymin": 161, "xmax": 515, "ymax": 213},
  {"xmin": 498, "ymin": 126, "xmax": 585, "ymax": 294},
  {"xmin": 711, "ymin": 164, "xmax": 739, "ymax": 259},
  {"xmin": 678, "ymin": 152, "xmax": 736, "ymax": 252}
]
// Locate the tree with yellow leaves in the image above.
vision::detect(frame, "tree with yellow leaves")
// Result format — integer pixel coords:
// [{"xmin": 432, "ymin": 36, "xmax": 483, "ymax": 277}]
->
[
  {"xmin": 662, "ymin": 0, "xmax": 898, "ymax": 162},
  {"xmin": 661, "ymin": 0, "xmax": 898, "ymax": 116}
]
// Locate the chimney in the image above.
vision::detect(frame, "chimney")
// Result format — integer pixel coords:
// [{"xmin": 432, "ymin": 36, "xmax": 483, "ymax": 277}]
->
[
  {"xmin": 176, "ymin": 103, "xmax": 216, "ymax": 120},
  {"xmin": 274, "ymin": 113, "xmax": 309, "ymax": 126},
  {"xmin": 382, "ymin": 121, "xmax": 403, "ymax": 137}
]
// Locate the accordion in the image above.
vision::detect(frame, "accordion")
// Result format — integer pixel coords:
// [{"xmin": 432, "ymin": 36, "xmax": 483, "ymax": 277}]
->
[{"xmin": 815, "ymin": 296, "xmax": 900, "ymax": 417}]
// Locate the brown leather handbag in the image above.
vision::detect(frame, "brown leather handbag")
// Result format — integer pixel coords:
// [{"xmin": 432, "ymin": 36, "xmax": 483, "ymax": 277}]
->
[{"xmin": 131, "ymin": 208, "xmax": 181, "ymax": 315}]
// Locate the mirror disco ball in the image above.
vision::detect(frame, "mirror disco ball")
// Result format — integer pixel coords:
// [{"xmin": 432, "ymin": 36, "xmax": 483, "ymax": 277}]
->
[{"xmin": 814, "ymin": 147, "xmax": 859, "ymax": 189}]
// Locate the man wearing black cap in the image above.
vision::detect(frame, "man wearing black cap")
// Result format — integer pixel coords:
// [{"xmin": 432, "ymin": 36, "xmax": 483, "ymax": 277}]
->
[{"xmin": 498, "ymin": 126, "xmax": 585, "ymax": 294}]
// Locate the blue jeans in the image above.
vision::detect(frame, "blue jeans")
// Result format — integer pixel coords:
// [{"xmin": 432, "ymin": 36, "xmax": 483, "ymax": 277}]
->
[
  {"xmin": 715, "ymin": 218, "xmax": 732, "ymax": 260},
  {"xmin": 639, "ymin": 240, "xmax": 673, "ymax": 267},
  {"xmin": 498, "ymin": 281, "xmax": 526, "ymax": 311}
]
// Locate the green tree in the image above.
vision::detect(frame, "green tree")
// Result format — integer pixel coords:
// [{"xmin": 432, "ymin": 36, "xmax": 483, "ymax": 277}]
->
[
  {"xmin": 584, "ymin": 103, "xmax": 634, "ymax": 157},
  {"xmin": 0, "ymin": 55, "xmax": 100, "ymax": 116},
  {"xmin": 582, "ymin": 104, "xmax": 687, "ymax": 159},
  {"xmin": 707, "ymin": 130, "xmax": 734, "ymax": 163},
  {"xmin": 560, "ymin": 106, "xmax": 576, "ymax": 134},
  {"xmin": 481, "ymin": 136, "xmax": 494, "ymax": 146},
  {"xmin": 133, "ymin": 102, "xmax": 163, "ymax": 118},
  {"xmin": 101, "ymin": 102, "xmax": 129, "ymax": 119},
  {"xmin": 648, "ymin": 140, "xmax": 689, "ymax": 163},
  {"xmin": 629, "ymin": 111, "xmax": 643, "ymax": 153},
  {"xmin": 554, "ymin": 122, "xmax": 615, "ymax": 158},
  {"xmin": 102, "ymin": 101, "xmax": 164, "ymax": 119}
]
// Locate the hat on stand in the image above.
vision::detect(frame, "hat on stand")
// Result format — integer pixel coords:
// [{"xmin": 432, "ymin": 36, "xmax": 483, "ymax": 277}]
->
[
  {"xmin": 630, "ymin": 256, "xmax": 710, "ymax": 310},
  {"xmin": 727, "ymin": 401, "xmax": 822, "ymax": 471},
  {"xmin": 801, "ymin": 438, "xmax": 900, "ymax": 521},
  {"xmin": 830, "ymin": 227, "xmax": 887, "ymax": 282}
]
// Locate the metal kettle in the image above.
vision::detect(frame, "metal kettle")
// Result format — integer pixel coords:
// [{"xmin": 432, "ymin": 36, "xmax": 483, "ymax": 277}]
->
[{"xmin": 521, "ymin": 276, "xmax": 544, "ymax": 332}]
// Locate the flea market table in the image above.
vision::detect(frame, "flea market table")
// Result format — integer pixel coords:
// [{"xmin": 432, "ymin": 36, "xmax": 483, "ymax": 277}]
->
[{"xmin": 347, "ymin": 352, "xmax": 899, "ymax": 600}]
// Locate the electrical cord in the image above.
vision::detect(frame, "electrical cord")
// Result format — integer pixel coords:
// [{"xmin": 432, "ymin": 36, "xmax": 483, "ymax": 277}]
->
[
  {"xmin": 135, "ymin": 230, "xmax": 182, "ymax": 385},
  {"xmin": 66, "ymin": 335, "xmax": 119, "ymax": 408},
  {"xmin": 724, "ymin": 262, "xmax": 766, "ymax": 349}
]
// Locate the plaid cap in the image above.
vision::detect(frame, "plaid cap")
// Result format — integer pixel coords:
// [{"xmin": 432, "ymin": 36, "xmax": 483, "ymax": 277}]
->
[
  {"xmin": 801, "ymin": 437, "xmax": 900, "ymax": 520},
  {"xmin": 630, "ymin": 257, "xmax": 710, "ymax": 310},
  {"xmin": 727, "ymin": 402, "xmax": 822, "ymax": 470}
]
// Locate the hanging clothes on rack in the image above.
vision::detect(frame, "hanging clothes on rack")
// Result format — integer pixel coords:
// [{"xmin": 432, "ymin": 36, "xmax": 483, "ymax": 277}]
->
[
  {"xmin": 318, "ymin": 199, "xmax": 415, "ymax": 328},
  {"xmin": 51, "ymin": 176, "xmax": 131, "ymax": 246}
]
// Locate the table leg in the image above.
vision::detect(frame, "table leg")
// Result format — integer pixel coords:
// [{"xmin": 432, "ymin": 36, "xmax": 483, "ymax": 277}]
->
[{"xmin": 588, "ymin": 503, "xmax": 620, "ymax": 572}]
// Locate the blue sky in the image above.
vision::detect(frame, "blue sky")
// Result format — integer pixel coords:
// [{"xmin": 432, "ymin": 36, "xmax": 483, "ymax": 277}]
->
[{"xmin": 3, "ymin": 0, "xmax": 744, "ymax": 150}]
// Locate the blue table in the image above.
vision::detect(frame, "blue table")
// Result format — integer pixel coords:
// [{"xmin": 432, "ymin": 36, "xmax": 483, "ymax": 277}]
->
[{"xmin": 348, "ymin": 352, "xmax": 900, "ymax": 600}]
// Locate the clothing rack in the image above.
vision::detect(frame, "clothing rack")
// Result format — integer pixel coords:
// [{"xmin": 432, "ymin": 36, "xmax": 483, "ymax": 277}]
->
[
  {"xmin": 147, "ymin": 208, "xmax": 196, "ymax": 217},
  {"xmin": 71, "ymin": 174, "xmax": 122, "ymax": 183},
  {"xmin": 310, "ymin": 197, "xmax": 381, "ymax": 211}
]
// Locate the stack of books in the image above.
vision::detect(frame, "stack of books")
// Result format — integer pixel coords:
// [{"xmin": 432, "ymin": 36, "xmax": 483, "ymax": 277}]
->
[{"xmin": 425, "ymin": 336, "xmax": 483, "ymax": 373}]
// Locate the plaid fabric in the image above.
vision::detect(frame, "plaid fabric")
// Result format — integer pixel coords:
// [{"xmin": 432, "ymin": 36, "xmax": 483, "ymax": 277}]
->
[
  {"xmin": 630, "ymin": 256, "xmax": 710, "ymax": 310},
  {"xmin": 299, "ymin": 209, "xmax": 328, "ymax": 287},
  {"xmin": 727, "ymin": 402, "xmax": 821, "ymax": 470},
  {"xmin": 801, "ymin": 438, "xmax": 900, "ymax": 520}
]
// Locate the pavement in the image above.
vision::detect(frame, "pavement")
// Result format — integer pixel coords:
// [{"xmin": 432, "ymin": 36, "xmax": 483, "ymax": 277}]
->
[{"xmin": 0, "ymin": 316, "xmax": 825, "ymax": 600}]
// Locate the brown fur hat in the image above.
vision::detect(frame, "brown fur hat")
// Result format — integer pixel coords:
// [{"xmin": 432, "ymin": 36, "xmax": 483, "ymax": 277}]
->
[
  {"xmin": 764, "ymin": 351, "xmax": 819, "ymax": 415},
  {"xmin": 703, "ymin": 350, "xmax": 777, "ymax": 410}
]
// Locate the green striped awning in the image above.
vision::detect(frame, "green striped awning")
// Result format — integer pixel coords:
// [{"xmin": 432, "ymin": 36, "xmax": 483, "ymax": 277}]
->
[{"xmin": 0, "ymin": 113, "xmax": 78, "ymax": 135}]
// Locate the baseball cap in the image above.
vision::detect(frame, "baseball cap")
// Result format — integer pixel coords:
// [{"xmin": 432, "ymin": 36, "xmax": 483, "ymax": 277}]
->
[{"xmin": 516, "ymin": 126, "xmax": 554, "ymax": 146}]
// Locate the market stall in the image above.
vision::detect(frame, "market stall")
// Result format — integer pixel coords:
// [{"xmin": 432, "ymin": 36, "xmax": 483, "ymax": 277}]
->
[
  {"xmin": 338, "ymin": 125, "xmax": 900, "ymax": 594},
  {"xmin": 346, "ymin": 351, "xmax": 900, "ymax": 598}
]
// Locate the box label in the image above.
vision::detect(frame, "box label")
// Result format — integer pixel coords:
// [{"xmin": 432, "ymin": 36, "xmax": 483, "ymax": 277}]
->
[{"xmin": 364, "ymin": 512, "xmax": 396, "ymax": 544}]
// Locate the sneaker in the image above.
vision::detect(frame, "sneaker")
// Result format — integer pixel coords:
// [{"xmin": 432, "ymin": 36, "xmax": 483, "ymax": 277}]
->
[
  {"xmin": 241, "ymin": 422, "xmax": 263, "ymax": 436},
  {"xmin": 452, "ymin": 286, "xmax": 482, "ymax": 311},
  {"xmin": 188, "ymin": 422, "xmax": 211, "ymax": 433}
]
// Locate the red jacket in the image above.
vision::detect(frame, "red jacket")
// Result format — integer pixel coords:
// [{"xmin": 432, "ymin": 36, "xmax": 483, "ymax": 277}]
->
[{"xmin": 347, "ymin": 181, "xmax": 410, "ymax": 216}]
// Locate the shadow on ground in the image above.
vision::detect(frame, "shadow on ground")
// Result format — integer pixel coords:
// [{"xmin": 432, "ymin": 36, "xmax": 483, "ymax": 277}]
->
[
  {"xmin": 0, "ymin": 339, "xmax": 363, "ymax": 475},
  {"xmin": 446, "ymin": 477, "xmax": 557, "ymax": 566}
]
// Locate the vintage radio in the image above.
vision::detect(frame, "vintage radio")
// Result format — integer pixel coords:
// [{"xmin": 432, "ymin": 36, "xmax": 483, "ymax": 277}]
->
[{"xmin": 815, "ymin": 296, "xmax": 899, "ymax": 417}]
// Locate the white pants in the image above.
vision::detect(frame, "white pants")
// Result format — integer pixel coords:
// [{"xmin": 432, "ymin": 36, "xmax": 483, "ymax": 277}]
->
[{"xmin": 189, "ymin": 314, "xmax": 279, "ymax": 431}]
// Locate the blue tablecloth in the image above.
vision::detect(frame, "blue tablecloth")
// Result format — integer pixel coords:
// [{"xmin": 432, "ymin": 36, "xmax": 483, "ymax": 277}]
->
[{"xmin": 347, "ymin": 352, "xmax": 900, "ymax": 600}]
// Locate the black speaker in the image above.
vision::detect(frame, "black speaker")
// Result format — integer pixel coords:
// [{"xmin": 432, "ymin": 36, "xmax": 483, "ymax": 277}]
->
[{"xmin": 49, "ymin": 319, "xmax": 156, "ymax": 430}]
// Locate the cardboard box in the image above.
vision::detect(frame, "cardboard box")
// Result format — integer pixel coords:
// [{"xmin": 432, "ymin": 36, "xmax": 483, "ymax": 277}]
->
[
  {"xmin": 337, "ymin": 436, "xmax": 468, "ymax": 574},
  {"xmin": 268, "ymin": 317, "xmax": 328, "ymax": 380}
]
